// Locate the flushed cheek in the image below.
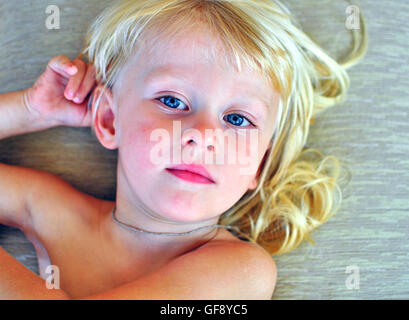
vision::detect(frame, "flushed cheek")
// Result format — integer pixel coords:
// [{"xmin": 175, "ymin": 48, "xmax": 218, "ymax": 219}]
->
[
  {"xmin": 120, "ymin": 123, "xmax": 160, "ymax": 175},
  {"xmin": 233, "ymin": 134, "xmax": 263, "ymax": 177}
]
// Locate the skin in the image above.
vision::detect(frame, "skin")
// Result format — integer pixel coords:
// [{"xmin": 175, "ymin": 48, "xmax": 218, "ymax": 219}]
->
[{"xmin": 0, "ymin": 25, "xmax": 280, "ymax": 299}]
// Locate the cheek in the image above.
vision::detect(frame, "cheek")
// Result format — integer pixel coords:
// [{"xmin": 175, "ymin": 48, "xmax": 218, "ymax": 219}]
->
[
  {"xmin": 232, "ymin": 130, "xmax": 264, "ymax": 178},
  {"xmin": 224, "ymin": 163, "xmax": 256, "ymax": 188},
  {"xmin": 120, "ymin": 121, "xmax": 159, "ymax": 174}
]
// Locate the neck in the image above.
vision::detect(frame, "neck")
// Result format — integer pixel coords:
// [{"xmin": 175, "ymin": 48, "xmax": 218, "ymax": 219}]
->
[
  {"xmin": 99, "ymin": 200, "xmax": 222, "ymax": 261},
  {"xmin": 112, "ymin": 205, "xmax": 227, "ymax": 236}
]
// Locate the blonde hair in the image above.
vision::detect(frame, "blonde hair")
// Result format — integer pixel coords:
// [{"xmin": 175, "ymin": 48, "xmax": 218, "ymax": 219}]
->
[{"xmin": 81, "ymin": 0, "xmax": 368, "ymax": 255}]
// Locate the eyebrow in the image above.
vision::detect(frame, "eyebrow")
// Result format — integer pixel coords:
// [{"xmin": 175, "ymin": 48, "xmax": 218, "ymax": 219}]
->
[{"xmin": 144, "ymin": 69, "xmax": 271, "ymax": 114}]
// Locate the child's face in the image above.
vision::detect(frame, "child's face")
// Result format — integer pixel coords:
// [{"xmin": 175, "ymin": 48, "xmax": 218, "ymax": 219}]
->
[{"xmin": 101, "ymin": 27, "xmax": 280, "ymax": 222}]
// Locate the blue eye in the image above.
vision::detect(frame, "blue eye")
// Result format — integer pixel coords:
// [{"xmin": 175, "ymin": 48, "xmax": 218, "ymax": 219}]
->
[
  {"xmin": 157, "ymin": 96, "xmax": 188, "ymax": 110},
  {"xmin": 224, "ymin": 113, "xmax": 253, "ymax": 127},
  {"xmin": 157, "ymin": 95, "xmax": 254, "ymax": 127}
]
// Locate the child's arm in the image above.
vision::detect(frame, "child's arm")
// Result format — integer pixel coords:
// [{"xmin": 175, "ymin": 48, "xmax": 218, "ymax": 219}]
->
[
  {"xmin": 0, "ymin": 236, "xmax": 276, "ymax": 299},
  {"xmin": 0, "ymin": 245, "xmax": 69, "ymax": 299},
  {"xmin": 0, "ymin": 55, "xmax": 96, "ymax": 229},
  {"xmin": 0, "ymin": 90, "xmax": 53, "ymax": 140},
  {"xmin": 0, "ymin": 55, "xmax": 96, "ymax": 300},
  {"xmin": 79, "ymin": 240, "xmax": 277, "ymax": 300}
]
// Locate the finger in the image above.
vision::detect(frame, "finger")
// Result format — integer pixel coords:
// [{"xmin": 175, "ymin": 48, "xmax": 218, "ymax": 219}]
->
[
  {"xmin": 64, "ymin": 59, "xmax": 86, "ymax": 100},
  {"xmin": 72, "ymin": 65, "xmax": 96, "ymax": 104},
  {"xmin": 68, "ymin": 98, "xmax": 93, "ymax": 127},
  {"xmin": 79, "ymin": 103, "xmax": 93, "ymax": 127},
  {"xmin": 47, "ymin": 55, "xmax": 78, "ymax": 78},
  {"xmin": 56, "ymin": 99, "xmax": 92, "ymax": 127}
]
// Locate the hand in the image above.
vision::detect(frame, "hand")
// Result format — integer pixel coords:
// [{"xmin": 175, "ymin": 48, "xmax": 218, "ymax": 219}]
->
[{"xmin": 24, "ymin": 55, "xmax": 96, "ymax": 127}]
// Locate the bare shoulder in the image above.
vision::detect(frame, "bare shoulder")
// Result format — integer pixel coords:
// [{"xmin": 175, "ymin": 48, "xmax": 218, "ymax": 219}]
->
[
  {"xmin": 207, "ymin": 228, "xmax": 277, "ymax": 269},
  {"xmin": 191, "ymin": 228, "xmax": 278, "ymax": 299}
]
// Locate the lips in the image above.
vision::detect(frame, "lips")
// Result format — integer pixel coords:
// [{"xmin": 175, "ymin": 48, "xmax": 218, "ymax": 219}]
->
[{"xmin": 166, "ymin": 164, "xmax": 215, "ymax": 184}]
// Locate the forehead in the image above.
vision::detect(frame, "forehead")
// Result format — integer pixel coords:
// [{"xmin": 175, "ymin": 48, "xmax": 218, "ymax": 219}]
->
[
  {"xmin": 124, "ymin": 26, "xmax": 272, "ymax": 88},
  {"xmin": 140, "ymin": 25, "xmax": 230, "ymax": 69}
]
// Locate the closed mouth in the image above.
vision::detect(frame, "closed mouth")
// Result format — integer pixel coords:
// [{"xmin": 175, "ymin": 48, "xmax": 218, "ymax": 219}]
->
[{"xmin": 165, "ymin": 168, "xmax": 215, "ymax": 184}]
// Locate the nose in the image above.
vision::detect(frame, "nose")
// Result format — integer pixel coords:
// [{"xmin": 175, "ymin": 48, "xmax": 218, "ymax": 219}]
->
[{"xmin": 181, "ymin": 110, "xmax": 219, "ymax": 154}]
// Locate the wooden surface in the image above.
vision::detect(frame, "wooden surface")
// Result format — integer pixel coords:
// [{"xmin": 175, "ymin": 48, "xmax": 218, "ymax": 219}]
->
[{"xmin": 0, "ymin": 0, "xmax": 408, "ymax": 299}]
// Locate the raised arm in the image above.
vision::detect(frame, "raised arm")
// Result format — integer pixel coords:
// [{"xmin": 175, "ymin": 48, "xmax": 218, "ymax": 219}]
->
[
  {"xmin": 0, "ymin": 55, "xmax": 96, "ymax": 230},
  {"xmin": 0, "ymin": 90, "xmax": 51, "ymax": 140}
]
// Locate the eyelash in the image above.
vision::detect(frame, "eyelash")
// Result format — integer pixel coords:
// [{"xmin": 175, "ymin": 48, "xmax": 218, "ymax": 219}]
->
[{"xmin": 156, "ymin": 95, "xmax": 256, "ymax": 128}]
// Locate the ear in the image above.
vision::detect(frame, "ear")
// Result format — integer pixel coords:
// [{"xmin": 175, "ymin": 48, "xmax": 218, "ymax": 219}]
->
[{"xmin": 92, "ymin": 84, "xmax": 118, "ymax": 150}]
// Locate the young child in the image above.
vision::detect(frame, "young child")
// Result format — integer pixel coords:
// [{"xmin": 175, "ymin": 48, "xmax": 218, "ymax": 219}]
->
[{"xmin": 0, "ymin": 0, "xmax": 367, "ymax": 299}]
